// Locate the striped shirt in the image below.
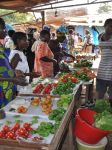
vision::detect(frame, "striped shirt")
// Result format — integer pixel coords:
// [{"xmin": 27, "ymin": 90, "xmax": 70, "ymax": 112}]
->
[{"xmin": 97, "ymin": 34, "xmax": 112, "ymax": 81}]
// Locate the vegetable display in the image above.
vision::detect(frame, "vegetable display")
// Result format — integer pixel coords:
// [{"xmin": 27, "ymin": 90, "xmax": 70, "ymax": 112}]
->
[
  {"xmin": 53, "ymin": 73, "xmax": 79, "ymax": 95},
  {"xmin": 0, "ymin": 122, "xmax": 33, "ymax": 140},
  {"xmin": 33, "ymin": 83, "xmax": 57, "ymax": 94},
  {"xmin": 74, "ymin": 59, "xmax": 93, "ymax": 68}
]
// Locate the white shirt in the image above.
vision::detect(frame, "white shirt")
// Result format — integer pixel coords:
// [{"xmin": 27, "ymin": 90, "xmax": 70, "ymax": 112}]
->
[
  {"xmin": 9, "ymin": 50, "xmax": 29, "ymax": 73},
  {"xmin": 9, "ymin": 50, "xmax": 30, "ymax": 92}
]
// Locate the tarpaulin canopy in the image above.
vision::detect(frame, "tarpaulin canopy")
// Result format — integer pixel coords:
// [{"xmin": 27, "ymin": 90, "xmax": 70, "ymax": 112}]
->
[{"xmin": 0, "ymin": 0, "xmax": 54, "ymax": 11}]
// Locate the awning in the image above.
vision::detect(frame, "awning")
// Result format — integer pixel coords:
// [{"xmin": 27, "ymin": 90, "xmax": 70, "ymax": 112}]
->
[{"xmin": 0, "ymin": 0, "xmax": 54, "ymax": 11}]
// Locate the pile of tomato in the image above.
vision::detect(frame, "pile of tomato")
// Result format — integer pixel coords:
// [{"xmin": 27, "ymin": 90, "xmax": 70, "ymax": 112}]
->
[
  {"xmin": 0, "ymin": 123, "xmax": 33, "ymax": 140},
  {"xmin": 60, "ymin": 73, "xmax": 79, "ymax": 84},
  {"xmin": 33, "ymin": 83, "xmax": 58, "ymax": 94},
  {"xmin": 33, "ymin": 84, "xmax": 44, "ymax": 94},
  {"xmin": 43, "ymin": 83, "xmax": 58, "ymax": 94}
]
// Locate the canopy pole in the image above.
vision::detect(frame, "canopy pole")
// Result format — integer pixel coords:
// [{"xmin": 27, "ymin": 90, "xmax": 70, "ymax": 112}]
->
[{"xmin": 41, "ymin": 11, "xmax": 45, "ymax": 29}]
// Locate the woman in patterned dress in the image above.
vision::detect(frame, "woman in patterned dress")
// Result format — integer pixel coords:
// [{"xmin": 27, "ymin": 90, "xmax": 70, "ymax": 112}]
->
[
  {"xmin": 96, "ymin": 18, "xmax": 112, "ymax": 106},
  {"xmin": 34, "ymin": 30, "xmax": 57, "ymax": 77},
  {"xmin": 0, "ymin": 18, "xmax": 28, "ymax": 108}
]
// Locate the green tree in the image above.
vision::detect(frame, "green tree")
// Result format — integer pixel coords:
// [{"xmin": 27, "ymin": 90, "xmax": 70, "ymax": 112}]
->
[
  {"xmin": 0, "ymin": 9, "xmax": 34, "ymax": 24},
  {"xmin": 98, "ymin": 3, "xmax": 112, "ymax": 14}
]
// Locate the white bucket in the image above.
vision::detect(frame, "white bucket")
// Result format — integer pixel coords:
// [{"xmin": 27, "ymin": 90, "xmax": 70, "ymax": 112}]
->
[{"xmin": 76, "ymin": 137, "xmax": 108, "ymax": 150}]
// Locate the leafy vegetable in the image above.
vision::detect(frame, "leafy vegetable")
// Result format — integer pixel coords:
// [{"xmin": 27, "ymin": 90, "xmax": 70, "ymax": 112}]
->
[
  {"xmin": 74, "ymin": 59, "xmax": 92, "ymax": 68},
  {"xmin": 57, "ymin": 94, "xmax": 72, "ymax": 108},
  {"xmin": 14, "ymin": 119, "xmax": 23, "ymax": 124},
  {"xmin": 92, "ymin": 100, "xmax": 111, "ymax": 113},
  {"xmin": 31, "ymin": 116, "xmax": 39, "ymax": 125},
  {"xmin": 5, "ymin": 120, "xmax": 12, "ymax": 125},
  {"xmin": 13, "ymin": 115, "xmax": 21, "ymax": 119},
  {"xmin": 94, "ymin": 111, "xmax": 112, "ymax": 131},
  {"xmin": 32, "ymin": 116, "xmax": 39, "ymax": 120},
  {"xmin": 51, "ymin": 122, "xmax": 60, "ymax": 134},
  {"xmin": 33, "ymin": 122, "xmax": 54, "ymax": 137},
  {"xmin": 49, "ymin": 108, "xmax": 66, "ymax": 121}
]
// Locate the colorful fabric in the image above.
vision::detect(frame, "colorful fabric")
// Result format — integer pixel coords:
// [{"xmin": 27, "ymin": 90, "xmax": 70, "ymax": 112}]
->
[
  {"xmin": 34, "ymin": 41, "xmax": 54, "ymax": 78},
  {"xmin": 0, "ymin": 49, "xmax": 16, "ymax": 108}
]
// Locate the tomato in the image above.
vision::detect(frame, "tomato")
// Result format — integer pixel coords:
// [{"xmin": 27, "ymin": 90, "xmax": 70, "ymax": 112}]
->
[
  {"xmin": 23, "ymin": 123, "xmax": 31, "ymax": 130},
  {"xmin": 12, "ymin": 136, "xmax": 16, "ymax": 140},
  {"xmin": 61, "ymin": 78, "xmax": 67, "ymax": 83},
  {"xmin": 27, "ymin": 127, "xmax": 33, "ymax": 132},
  {"xmin": 0, "ymin": 131, "xmax": 5, "ymax": 138},
  {"xmin": 71, "ymin": 78, "xmax": 78, "ymax": 83},
  {"xmin": 12, "ymin": 123, "xmax": 20, "ymax": 132},
  {"xmin": 6, "ymin": 131, "xmax": 15, "ymax": 139},
  {"xmin": 17, "ymin": 128, "xmax": 27, "ymax": 137},
  {"xmin": 24, "ymin": 131, "xmax": 29, "ymax": 138},
  {"xmin": 2, "ymin": 125, "xmax": 10, "ymax": 133},
  {"xmin": 52, "ymin": 83, "xmax": 58, "ymax": 87}
]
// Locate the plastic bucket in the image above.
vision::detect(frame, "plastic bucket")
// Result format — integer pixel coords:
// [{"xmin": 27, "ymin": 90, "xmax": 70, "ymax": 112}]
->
[
  {"xmin": 74, "ymin": 108, "xmax": 110, "ymax": 144},
  {"xmin": 76, "ymin": 137, "xmax": 108, "ymax": 150}
]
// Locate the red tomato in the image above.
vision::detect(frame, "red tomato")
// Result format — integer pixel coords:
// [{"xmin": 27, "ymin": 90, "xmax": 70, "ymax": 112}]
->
[
  {"xmin": 6, "ymin": 131, "xmax": 15, "ymax": 139},
  {"xmin": 24, "ymin": 131, "xmax": 29, "ymax": 138},
  {"xmin": 2, "ymin": 125, "xmax": 10, "ymax": 133},
  {"xmin": 23, "ymin": 123, "xmax": 31, "ymax": 130},
  {"xmin": 27, "ymin": 127, "xmax": 33, "ymax": 132},
  {"xmin": 12, "ymin": 123, "xmax": 20, "ymax": 132},
  {"xmin": 0, "ymin": 131, "xmax": 5, "ymax": 138},
  {"xmin": 12, "ymin": 136, "xmax": 16, "ymax": 140},
  {"xmin": 61, "ymin": 78, "xmax": 67, "ymax": 83},
  {"xmin": 17, "ymin": 128, "xmax": 27, "ymax": 136},
  {"xmin": 52, "ymin": 83, "xmax": 58, "ymax": 87},
  {"xmin": 71, "ymin": 78, "xmax": 78, "ymax": 83}
]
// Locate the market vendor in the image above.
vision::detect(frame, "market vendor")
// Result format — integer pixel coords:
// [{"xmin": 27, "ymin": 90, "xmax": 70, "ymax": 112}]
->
[
  {"xmin": 96, "ymin": 18, "xmax": 112, "ymax": 106},
  {"xmin": 34, "ymin": 30, "xmax": 57, "ymax": 78},
  {"xmin": 0, "ymin": 18, "xmax": 28, "ymax": 108},
  {"xmin": 48, "ymin": 30, "xmax": 75, "ymax": 76}
]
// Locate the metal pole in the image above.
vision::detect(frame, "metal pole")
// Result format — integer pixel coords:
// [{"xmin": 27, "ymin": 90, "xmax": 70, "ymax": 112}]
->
[
  {"xmin": 31, "ymin": 0, "xmax": 73, "ymax": 9},
  {"xmin": 41, "ymin": 11, "xmax": 45, "ymax": 29},
  {"xmin": 30, "ymin": 0, "xmax": 112, "ymax": 11}
]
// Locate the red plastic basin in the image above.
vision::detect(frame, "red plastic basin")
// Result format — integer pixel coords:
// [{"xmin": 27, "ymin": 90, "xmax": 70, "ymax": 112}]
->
[{"xmin": 74, "ymin": 108, "xmax": 110, "ymax": 144}]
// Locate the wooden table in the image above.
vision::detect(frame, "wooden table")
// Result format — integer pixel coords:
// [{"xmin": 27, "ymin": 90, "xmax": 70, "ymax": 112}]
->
[{"xmin": 0, "ymin": 86, "xmax": 82, "ymax": 150}]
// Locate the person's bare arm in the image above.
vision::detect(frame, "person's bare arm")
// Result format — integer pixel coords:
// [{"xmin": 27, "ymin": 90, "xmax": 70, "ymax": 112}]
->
[
  {"xmin": 40, "ymin": 57, "xmax": 57, "ymax": 64},
  {"xmin": 10, "ymin": 53, "xmax": 22, "ymax": 69},
  {"xmin": 0, "ymin": 76, "xmax": 28, "ymax": 86}
]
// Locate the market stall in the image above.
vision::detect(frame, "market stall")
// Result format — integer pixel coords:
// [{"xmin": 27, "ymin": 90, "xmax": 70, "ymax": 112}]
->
[{"xmin": 0, "ymin": 68, "xmax": 96, "ymax": 150}]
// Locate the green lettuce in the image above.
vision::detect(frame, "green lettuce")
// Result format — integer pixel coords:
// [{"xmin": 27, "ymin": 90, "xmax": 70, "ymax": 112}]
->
[{"xmin": 94, "ymin": 111, "xmax": 112, "ymax": 131}]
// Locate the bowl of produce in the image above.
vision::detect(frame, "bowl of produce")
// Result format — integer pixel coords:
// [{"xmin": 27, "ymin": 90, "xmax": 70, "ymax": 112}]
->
[
  {"xmin": 76, "ymin": 137, "xmax": 108, "ymax": 150},
  {"xmin": 74, "ymin": 108, "xmax": 110, "ymax": 144}
]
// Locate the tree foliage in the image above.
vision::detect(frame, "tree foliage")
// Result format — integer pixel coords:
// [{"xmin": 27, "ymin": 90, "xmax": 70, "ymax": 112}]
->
[
  {"xmin": 98, "ymin": 3, "xmax": 112, "ymax": 14},
  {"xmin": 0, "ymin": 9, "xmax": 34, "ymax": 24}
]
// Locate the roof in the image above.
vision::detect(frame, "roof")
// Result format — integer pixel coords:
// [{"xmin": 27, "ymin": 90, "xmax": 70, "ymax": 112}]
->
[{"xmin": 0, "ymin": 0, "xmax": 54, "ymax": 11}]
